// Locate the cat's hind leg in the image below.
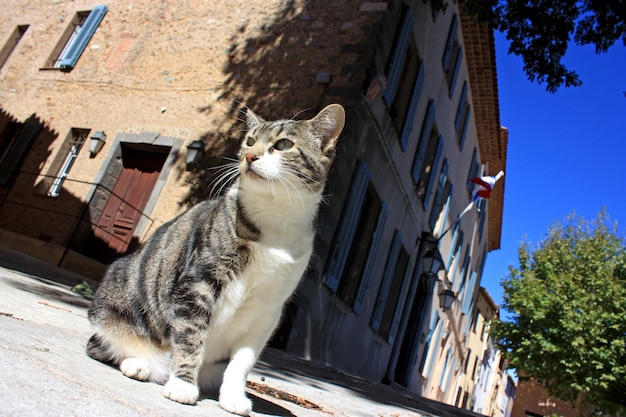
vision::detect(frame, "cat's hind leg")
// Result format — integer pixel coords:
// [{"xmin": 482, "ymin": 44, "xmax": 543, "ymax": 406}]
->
[{"xmin": 87, "ymin": 324, "xmax": 171, "ymax": 384}]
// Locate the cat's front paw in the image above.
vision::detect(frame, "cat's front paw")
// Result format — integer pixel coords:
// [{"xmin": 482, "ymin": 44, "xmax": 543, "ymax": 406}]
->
[
  {"xmin": 164, "ymin": 376, "xmax": 199, "ymax": 405},
  {"xmin": 219, "ymin": 389, "xmax": 252, "ymax": 416},
  {"xmin": 120, "ymin": 357, "xmax": 151, "ymax": 381}
]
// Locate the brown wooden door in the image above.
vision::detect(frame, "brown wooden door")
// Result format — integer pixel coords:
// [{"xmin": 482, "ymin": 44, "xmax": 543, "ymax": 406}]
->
[{"xmin": 93, "ymin": 148, "xmax": 167, "ymax": 255}]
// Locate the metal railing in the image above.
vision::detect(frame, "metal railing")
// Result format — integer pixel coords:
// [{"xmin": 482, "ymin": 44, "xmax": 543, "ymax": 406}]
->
[{"xmin": 0, "ymin": 170, "xmax": 155, "ymax": 265}]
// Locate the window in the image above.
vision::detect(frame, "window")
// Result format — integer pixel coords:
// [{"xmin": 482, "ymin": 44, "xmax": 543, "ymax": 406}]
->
[
  {"xmin": 383, "ymin": 8, "xmax": 426, "ymax": 150},
  {"xmin": 466, "ymin": 147, "xmax": 480, "ymax": 196},
  {"xmin": 0, "ymin": 121, "xmax": 42, "ymax": 186},
  {"xmin": 442, "ymin": 15, "xmax": 463, "ymax": 96},
  {"xmin": 371, "ymin": 231, "xmax": 410, "ymax": 342},
  {"xmin": 45, "ymin": 5, "xmax": 107, "ymax": 70},
  {"xmin": 412, "ymin": 99, "xmax": 444, "ymax": 209},
  {"xmin": 462, "ymin": 272, "xmax": 478, "ymax": 317},
  {"xmin": 454, "ymin": 81, "xmax": 471, "ymax": 149},
  {"xmin": 46, "ymin": 128, "xmax": 89, "ymax": 197},
  {"xmin": 422, "ymin": 313, "xmax": 443, "ymax": 379},
  {"xmin": 324, "ymin": 162, "xmax": 388, "ymax": 314},
  {"xmin": 0, "ymin": 25, "xmax": 29, "ymax": 71},
  {"xmin": 429, "ymin": 159, "xmax": 454, "ymax": 235}
]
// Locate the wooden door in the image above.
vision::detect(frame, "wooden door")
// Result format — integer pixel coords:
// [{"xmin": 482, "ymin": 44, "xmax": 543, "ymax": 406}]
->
[{"xmin": 93, "ymin": 148, "xmax": 167, "ymax": 255}]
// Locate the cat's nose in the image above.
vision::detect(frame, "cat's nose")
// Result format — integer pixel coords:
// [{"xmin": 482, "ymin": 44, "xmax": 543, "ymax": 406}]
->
[{"xmin": 245, "ymin": 153, "xmax": 258, "ymax": 164}]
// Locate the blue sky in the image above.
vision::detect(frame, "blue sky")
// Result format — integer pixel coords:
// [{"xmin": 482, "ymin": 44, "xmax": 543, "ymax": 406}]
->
[{"xmin": 481, "ymin": 33, "xmax": 626, "ymax": 308}]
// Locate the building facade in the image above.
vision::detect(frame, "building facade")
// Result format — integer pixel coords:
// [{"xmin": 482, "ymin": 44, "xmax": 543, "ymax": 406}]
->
[{"xmin": 0, "ymin": 0, "xmax": 508, "ymax": 409}]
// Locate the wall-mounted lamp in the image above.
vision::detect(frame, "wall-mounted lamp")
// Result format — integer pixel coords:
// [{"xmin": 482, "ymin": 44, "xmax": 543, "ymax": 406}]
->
[
  {"xmin": 420, "ymin": 240, "xmax": 455, "ymax": 312},
  {"xmin": 439, "ymin": 287, "xmax": 456, "ymax": 312},
  {"xmin": 89, "ymin": 131, "xmax": 107, "ymax": 158},
  {"xmin": 186, "ymin": 140, "xmax": 205, "ymax": 169}
]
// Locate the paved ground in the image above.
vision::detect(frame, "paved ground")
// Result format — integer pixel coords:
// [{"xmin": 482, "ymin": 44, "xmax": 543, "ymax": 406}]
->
[{"xmin": 0, "ymin": 245, "xmax": 485, "ymax": 417}]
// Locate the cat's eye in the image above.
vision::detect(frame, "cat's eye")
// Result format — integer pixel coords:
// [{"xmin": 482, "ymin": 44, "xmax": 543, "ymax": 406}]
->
[
  {"xmin": 246, "ymin": 137, "xmax": 256, "ymax": 146},
  {"xmin": 273, "ymin": 139, "xmax": 293, "ymax": 151}
]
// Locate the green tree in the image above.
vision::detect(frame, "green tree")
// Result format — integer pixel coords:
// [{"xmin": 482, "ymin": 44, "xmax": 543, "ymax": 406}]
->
[
  {"xmin": 491, "ymin": 210, "xmax": 626, "ymax": 413},
  {"xmin": 462, "ymin": 0, "xmax": 626, "ymax": 92}
]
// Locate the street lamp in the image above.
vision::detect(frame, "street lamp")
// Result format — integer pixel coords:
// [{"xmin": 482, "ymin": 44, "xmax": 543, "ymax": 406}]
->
[
  {"xmin": 89, "ymin": 131, "xmax": 107, "ymax": 158},
  {"xmin": 420, "ymin": 243, "xmax": 455, "ymax": 312}
]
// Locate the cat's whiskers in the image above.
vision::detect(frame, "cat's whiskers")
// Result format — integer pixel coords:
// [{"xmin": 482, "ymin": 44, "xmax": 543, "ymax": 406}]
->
[
  {"xmin": 209, "ymin": 163, "xmax": 240, "ymax": 198},
  {"xmin": 282, "ymin": 168, "xmax": 319, "ymax": 195},
  {"xmin": 276, "ymin": 173, "xmax": 306, "ymax": 212}
]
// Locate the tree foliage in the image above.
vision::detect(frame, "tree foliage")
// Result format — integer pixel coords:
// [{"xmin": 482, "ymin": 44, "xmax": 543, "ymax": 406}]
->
[
  {"xmin": 491, "ymin": 210, "xmax": 626, "ymax": 413},
  {"xmin": 462, "ymin": 0, "xmax": 626, "ymax": 92}
]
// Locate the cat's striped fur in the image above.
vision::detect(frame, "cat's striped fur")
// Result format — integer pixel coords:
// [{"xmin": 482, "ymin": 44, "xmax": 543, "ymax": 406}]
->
[{"xmin": 87, "ymin": 104, "xmax": 345, "ymax": 415}]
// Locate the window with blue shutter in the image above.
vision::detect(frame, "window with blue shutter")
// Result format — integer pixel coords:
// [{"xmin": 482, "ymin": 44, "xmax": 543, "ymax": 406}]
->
[
  {"xmin": 442, "ymin": 15, "xmax": 463, "ymax": 96},
  {"xmin": 442, "ymin": 15, "xmax": 458, "ymax": 71},
  {"xmin": 424, "ymin": 315, "xmax": 443, "ymax": 379},
  {"xmin": 353, "ymin": 202, "xmax": 388, "ymax": 314},
  {"xmin": 455, "ymin": 81, "xmax": 471, "ymax": 150},
  {"xmin": 422, "ymin": 134, "xmax": 443, "ymax": 209},
  {"xmin": 51, "ymin": 5, "xmax": 107, "ymax": 70},
  {"xmin": 411, "ymin": 99, "xmax": 436, "ymax": 184},
  {"xmin": 384, "ymin": 9, "xmax": 413, "ymax": 104},
  {"xmin": 371, "ymin": 231, "xmax": 410, "ymax": 342},
  {"xmin": 466, "ymin": 148, "xmax": 480, "ymax": 195},
  {"xmin": 323, "ymin": 162, "xmax": 371, "ymax": 292},
  {"xmin": 462, "ymin": 271, "xmax": 478, "ymax": 314},
  {"xmin": 399, "ymin": 61, "xmax": 425, "ymax": 150}
]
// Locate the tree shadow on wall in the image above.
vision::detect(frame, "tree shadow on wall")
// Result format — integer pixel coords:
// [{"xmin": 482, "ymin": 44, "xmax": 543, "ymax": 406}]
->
[{"xmin": 181, "ymin": 0, "xmax": 377, "ymax": 206}]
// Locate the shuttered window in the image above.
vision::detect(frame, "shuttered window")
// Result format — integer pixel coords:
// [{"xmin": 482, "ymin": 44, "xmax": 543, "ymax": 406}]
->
[
  {"xmin": 48, "ymin": 6, "xmax": 107, "ymax": 70},
  {"xmin": 324, "ymin": 162, "xmax": 371, "ymax": 291}
]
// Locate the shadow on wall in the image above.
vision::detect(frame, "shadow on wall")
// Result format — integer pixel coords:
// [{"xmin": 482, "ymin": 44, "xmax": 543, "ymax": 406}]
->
[
  {"xmin": 0, "ymin": 106, "xmax": 134, "ymax": 273},
  {"xmin": 181, "ymin": 0, "xmax": 376, "ymax": 206}
]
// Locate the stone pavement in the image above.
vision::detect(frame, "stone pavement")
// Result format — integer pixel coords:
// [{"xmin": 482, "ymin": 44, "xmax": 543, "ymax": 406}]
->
[{"xmin": 0, "ymin": 245, "xmax": 485, "ymax": 417}]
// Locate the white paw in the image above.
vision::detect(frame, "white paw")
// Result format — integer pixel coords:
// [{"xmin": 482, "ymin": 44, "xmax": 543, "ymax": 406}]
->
[
  {"xmin": 219, "ymin": 388, "xmax": 252, "ymax": 416},
  {"xmin": 120, "ymin": 358, "xmax": 151, "ymax": 381},
  {"xmin": 164, "ymin": 376, "xmax": 199, "ymax": 405}
]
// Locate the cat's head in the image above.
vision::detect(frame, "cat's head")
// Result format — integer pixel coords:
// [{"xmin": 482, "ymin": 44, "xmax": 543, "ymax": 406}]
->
[{"xmin": 238, "ymin": 104, "xmax": 345, "ymax": 195}]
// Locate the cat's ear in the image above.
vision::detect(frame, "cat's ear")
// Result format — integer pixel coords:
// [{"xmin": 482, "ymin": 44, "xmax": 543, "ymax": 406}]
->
[
  {"xmin": 246, "ymin": 108, "xmax": 265, "ymax": 129},
  {"xmin": 312, "ymin": 104, "xmax": 345, "ymax": 153}
]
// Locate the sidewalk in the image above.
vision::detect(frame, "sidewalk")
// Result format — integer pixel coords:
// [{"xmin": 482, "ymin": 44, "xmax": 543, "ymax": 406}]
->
[{"xmin": 0, "ymin": 245, "xmax": 484, "ymax": 417}]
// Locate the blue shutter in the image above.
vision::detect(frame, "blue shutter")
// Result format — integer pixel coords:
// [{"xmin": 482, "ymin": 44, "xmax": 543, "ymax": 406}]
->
[
  {"xmin": 370, "ymin": 231, "xmax": 402, "ymax": 331},
  {"xmin": 422, "ymin": 134, "xmax": 443, "ymax": 210},
  {"xmin": 449, "ymin": 231, "xmax": 464, "ymax": 286},
  {"xmin": 383, "ymin": 10, "xmax": 414, "ymax": 105},
  {"xmin": 449, "ymin": 47, "xmax": 463, "ymax": 97},
  {"xmin": 0, "ymin": 121, "xmax": 42, "ymax": 186},
  {"xmin": 455, "ymin": 82, "xmax": 469, "ymax": 132},
  {"xmin": 444, "ymin": 356, "xmax": 456, "ymax": 392},
  {"xmin": 323, "ymin": 162, "xmax": 371, "ymax": 291},
  {"xmin": 446, "ymin": 223, "xmax": 461, "ymax": 269},
  {"xmin": 437, "ymin": 183, "xmax": 454, "ymax": 237},
  {"xmin": 462, "ymin": 271, "xmax": 478, "ymax": 314},
  {"xmin": 399, "ymin": 60, "xmax": 425, "ymax": 150},
  {"xmin": 354, "ymin": 202, "xmax": 388, "ymax": 314},
  {"xmin": 388, "ymin": 255, "xmax": 413, "ymax": 344},
  {"xmin": 442, "ymin": 15, "xmax": 458, "ymax": 71},
  {"xmin": 466, "ymin": 148, "xmax": 478, "ymax": 193},
  {"xmin": 425, "ymin": 317, "xmax": 443, "ymax": 378},
  {"xmin": 429, "ymin": 159, "xmax": 449, "ymax": 229},
  {"xmin": 459, "ymin": 104, "xmax": 471, "ymax": 150},
  {"xmin": 411, "ymin": 99, "xmax": 436, "ymax": 183},
  {"xmin": 59, "ymin": 5, "xmax": 108, "ymax": 69}
]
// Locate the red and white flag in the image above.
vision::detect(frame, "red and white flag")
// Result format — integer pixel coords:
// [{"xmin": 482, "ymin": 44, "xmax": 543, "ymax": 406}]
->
[{"xmin": 470, "ymin": 171, "xmax": 504, "ymax": 201}]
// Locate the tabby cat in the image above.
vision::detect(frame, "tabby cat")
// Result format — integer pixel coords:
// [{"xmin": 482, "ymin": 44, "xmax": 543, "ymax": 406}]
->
[{"xmin": 87, "ymin": 104, "xmax": 345, "ymax": 415}]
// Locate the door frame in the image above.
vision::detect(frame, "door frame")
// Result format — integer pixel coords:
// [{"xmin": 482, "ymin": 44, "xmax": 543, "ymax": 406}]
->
[{"xmin": 89, "ymin": 132, "xmax": 183, "ymax": 244}]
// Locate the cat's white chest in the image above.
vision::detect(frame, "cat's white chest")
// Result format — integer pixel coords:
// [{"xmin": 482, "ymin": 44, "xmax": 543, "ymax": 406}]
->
[{"xmin": 202, "ymin": 240, "xmax": 310, "ymax": 362}]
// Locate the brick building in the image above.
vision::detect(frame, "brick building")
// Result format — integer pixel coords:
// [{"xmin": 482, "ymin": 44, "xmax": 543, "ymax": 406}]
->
[{"xmin": 0, "ymin": 0, "xmax": 508, "ymax": 407}]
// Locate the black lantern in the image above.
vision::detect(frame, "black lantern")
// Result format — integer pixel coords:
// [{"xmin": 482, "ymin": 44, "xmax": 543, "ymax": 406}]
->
[
  {"xmin": 438, "ymin": 288, "xmax": 456, "ymax": 311},
  {"xmin": 89, "ymin": 131, "xmax": 107, "ymax": 158},
  {"xmin": 186, "ymin": 140, "xmax": 205, "ymax": 169},
  {"xmin": 421, "ymin": 247, "xmax": 444, "ymax": 278}
]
